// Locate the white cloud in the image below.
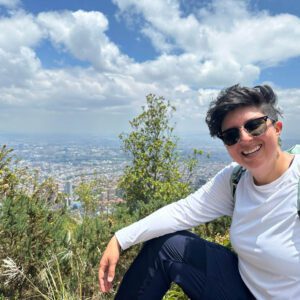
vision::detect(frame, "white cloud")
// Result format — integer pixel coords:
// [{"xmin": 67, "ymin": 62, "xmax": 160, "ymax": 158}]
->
[
  {"xmin": 0, "ymin": 0, "xmax": 20, "ymax": 9},
  {"xmin": 37, "ymin": 10, "xmax": 133, "ymax": 71},
  {"xmin": 0, "ymin": 12, "xmax": 42, "ymax": 87},
  {"xmin": 0, "ymin": 65, "xmax": 157, "ymax": 113},
  {"xmin": 196, "ymin": 0, "xmax": 251, "ymax": 28},
  {"xmin": 113, "ymin": 0, "xmax": 204, "ymax": 54},
  {"xmin": 128, "ymin": 53, "xmax": 259, "ymax": 89},
  {"xmin": 175, "ymin": 84, "xmax": 190, "ymax": 93},
  {"xmin": 0, "ymin": 12, "xmax": 43, "ymax": 52},
  {"xmin": 213, "ymin": 14, "xmax": 300, "ymax": 66},
  {"xmin": 141, "ymin": 25, "xmax": 174, "ymax": 53},
  {"xmin": 113, "ymin": 0, "xmax": 300, "ymax": 75},
  {"xmin": 0, "ymin": 8, "xmax": 145, "ymax": 119},
  {"xmin": 274, "ymin": 88, "xmax": 300, "ymax": 139},
  {"xmin": 277, "ymin": 88, "xmax": 300, "ymax": 115},
  {"xmin": 0, "ymin": 47, "xmax": 40, "ymax": 88}
]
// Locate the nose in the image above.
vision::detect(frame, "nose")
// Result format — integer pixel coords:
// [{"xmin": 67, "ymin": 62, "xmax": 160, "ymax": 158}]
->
[{"xmin": 239, "ymin": 127, "xmax": 253, "ymax": 143}]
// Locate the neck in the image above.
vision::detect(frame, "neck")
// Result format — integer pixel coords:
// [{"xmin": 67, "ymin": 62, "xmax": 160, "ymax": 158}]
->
[{"xmin": 252, "ymin": 151, "xmax": 294, "ymax": 186}]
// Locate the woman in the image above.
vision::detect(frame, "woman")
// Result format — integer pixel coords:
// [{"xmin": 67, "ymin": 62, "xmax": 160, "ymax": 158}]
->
[{"xmin": 99, "ymin": 85, "xmax": 299, "ymax": 299}]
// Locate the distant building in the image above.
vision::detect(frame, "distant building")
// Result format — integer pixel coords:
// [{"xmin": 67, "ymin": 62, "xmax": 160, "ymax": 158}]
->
[
  {"xmin": 64, "ymin": 181, "xmax": 73, "ymax": 206},
  {"xmin": 64, "ymin": 181, "xmax": 73, "ymax": 196}
]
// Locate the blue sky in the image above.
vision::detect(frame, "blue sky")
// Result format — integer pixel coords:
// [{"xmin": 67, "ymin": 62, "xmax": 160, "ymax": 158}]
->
[{"xmin": 0, "ymin": 0, "xmax": 299, "ymax": 140}]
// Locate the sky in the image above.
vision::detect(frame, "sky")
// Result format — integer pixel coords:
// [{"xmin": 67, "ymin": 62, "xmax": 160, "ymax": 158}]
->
[{"xmin": 0, "ymin": 0, "xmax": 300, "ymax": 141}]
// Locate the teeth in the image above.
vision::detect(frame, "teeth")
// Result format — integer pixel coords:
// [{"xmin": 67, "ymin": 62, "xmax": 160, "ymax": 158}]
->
[{"xmin": 243, "ymin": 145, "xmax": 261, "ymax": 155}]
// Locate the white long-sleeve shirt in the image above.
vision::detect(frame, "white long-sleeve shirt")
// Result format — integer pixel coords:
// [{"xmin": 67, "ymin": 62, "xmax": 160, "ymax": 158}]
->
[{"xmin": 116, "ymin": 155, "xmax": 300, "ymax": 299}]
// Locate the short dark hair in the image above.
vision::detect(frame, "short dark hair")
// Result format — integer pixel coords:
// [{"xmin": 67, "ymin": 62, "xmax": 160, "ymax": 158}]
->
[{"xmin": 205, "ymin": 84, "xmax": 283, "ymax": 138}]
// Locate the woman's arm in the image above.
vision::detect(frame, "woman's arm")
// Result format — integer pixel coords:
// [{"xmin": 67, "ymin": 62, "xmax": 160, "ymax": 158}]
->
[{"xmin": 116, "ymin": 162, "xmax": 235, "ymax": 250}]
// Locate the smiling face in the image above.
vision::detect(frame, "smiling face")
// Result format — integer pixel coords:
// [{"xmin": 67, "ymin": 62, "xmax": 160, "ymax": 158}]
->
[{"xmin": 221, "ymin": 106, "xmax": 282, "ymax": 177}]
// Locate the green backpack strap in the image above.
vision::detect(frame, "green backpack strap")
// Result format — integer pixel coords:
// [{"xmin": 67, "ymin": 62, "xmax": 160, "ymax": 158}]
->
[
  {"xmin": 286, "ymin": 145, "xmax": 300, "ymax": 218},
  {"xmin": 230, "ymin": 165, "xmax": 246, "ymax": 202}
]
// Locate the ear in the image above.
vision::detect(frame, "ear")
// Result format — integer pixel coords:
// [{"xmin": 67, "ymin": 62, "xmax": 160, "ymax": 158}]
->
[{"xmin": 274, "ymin": 121, "xmax": 282, "ymax": 135}]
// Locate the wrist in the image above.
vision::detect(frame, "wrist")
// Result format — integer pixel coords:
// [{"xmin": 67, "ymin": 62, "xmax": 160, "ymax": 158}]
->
[{"xmin": 112, "ymin": 235, "xmax": 122, "ymax": 252}]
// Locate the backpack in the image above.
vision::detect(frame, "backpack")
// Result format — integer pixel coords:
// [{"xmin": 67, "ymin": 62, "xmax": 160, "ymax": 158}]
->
[{"xmin": 230, "ymin": 145, "xmax": 300, "ymax": 217}]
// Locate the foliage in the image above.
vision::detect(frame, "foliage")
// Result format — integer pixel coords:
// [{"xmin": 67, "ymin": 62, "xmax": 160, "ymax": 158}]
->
[
  {"xmin": 0, "ymin": 145, "xmax": 27, "ymax": 199},
  {"xmin": 0, "ymin": 145, "xmax": 15, "ymax": 197},
  {"xmin": 164, "ymin": 283, "xmax": 189, "ymax": 300},
  {"xmin": 74, "ymin": 175, "xmax": 103, "ymax": 215},
  {"xmin": 46, "ymin": 216, "xmax": 115, "ymax": 299},
  {"xmin": 118, "ymin": 94, "xmax": 199, "ymax": 217},
  {"xmin": 0, "ymin": 145, "xmax": 142, "ymax": 299},
  {"xmin": 0, "ymin": 198, "xmax": 64, "ymax": 297},
  {"xmin": 193, "ymin": 216, "xmax": 232, "ymax": 247},
  {"xmin": 0, "ymin": 146, "xmax": 102, "ymax": 299}
]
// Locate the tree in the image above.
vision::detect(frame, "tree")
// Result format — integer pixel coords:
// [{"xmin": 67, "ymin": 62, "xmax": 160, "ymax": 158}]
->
[
  {"xmin": 74, "ymin": 176, "xmax": 103, "ymax": 216},
  {"xmin": 118, "ymin": 94, "xmax": 196, "ymax": 216}
]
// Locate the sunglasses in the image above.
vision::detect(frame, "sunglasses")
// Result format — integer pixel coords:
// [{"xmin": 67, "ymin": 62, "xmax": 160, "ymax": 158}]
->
[{"xmin": 219, "ymin": 115, "xmax": 275, "ymax": 146}]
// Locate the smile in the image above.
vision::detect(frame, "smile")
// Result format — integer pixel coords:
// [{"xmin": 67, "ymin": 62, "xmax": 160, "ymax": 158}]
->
[{"xmin": 242, "ymin": 145, "xmax": 262, "ymax": 156}]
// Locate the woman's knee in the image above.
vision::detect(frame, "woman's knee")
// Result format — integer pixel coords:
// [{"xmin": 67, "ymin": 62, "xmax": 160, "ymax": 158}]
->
[
  {"xmin": 143, "ymin": 231, "xmax": 206, "ymax": 264},
  {"xmin": 144, "ymin": 231, "xmax": 192, "ymax": 251}
]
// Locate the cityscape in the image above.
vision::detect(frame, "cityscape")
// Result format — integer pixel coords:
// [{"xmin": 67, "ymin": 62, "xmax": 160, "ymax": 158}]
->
[
  {"xmin": 0, "ymin": 133, "xmax": 233, "ymax": 207},
  {"xmin": 1, "ymin": 133, "xmax": 298, "ymax": 210}
]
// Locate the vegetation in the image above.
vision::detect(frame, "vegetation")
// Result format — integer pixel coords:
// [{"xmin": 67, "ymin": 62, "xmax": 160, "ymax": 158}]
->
[
  {"xmin": 118, "ymin": 94, "xmax": 194, "ymax": 217},
  {"xmin": 0, "ymin": 94, "xmax": 231, "ymax": 299}
]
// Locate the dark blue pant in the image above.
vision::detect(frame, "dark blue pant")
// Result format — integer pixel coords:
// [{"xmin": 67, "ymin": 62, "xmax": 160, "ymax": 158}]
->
[{"xmin": 115, "ymin": 231, "xmax": 255, "ymax": 299}]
